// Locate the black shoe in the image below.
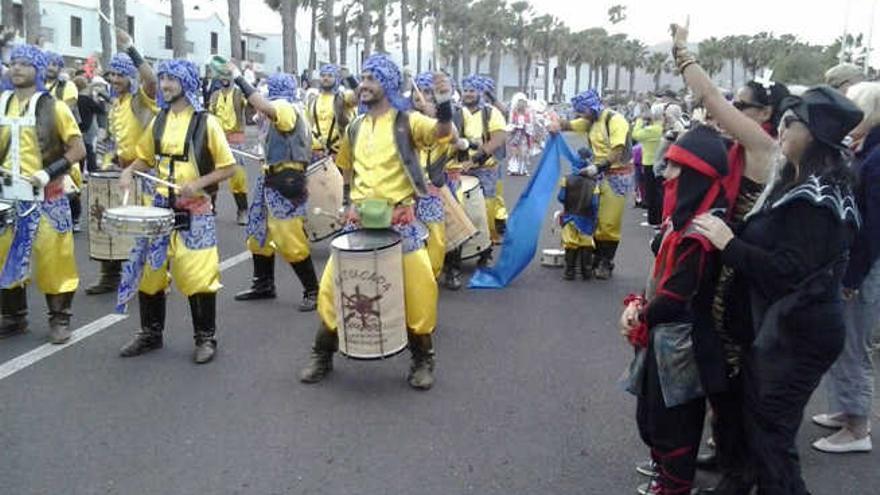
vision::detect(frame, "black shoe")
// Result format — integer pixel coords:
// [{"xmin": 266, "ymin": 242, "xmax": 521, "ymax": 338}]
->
[
  {"xmin": 563, "ymin": 249, "xmax": 577, "ymax": 280},
  {"xmin": 233, "ymin": 193, "xmax": 249, "ymax": 226},
  {"xmin": 193, "ymin": 341, "xmax": 216, "ymax": 364},
  {"xmin": 46, "ymin": 292, "xmax": 74, "ymax": 345},
  {"xmin": 580, "ymin": 248, "xmax": 594, "ymax": 280},
  {"xmin": 120, "ymin": 334, "xmax": 164, "ymax": 357},
  {"xmin": 299, "ymin": 291, "xmax": 318, "ymax": 312},
  {"xmin": 0, "ymin": 287, "xmax": 28, "ymax": 338},
  {"xmin": 635, "ymin": 460, "xmax": 657, "ymax": 478},
  {"xmin": 300, "ymin": 326, "xmax": 338, "ymax": 383},
  {"xmin": 85, "ymin": 261, "xmax": 122, "ymax": 295},
  {"xmin": 477, "ymin": 249, "xmax": 492, "ymax": 269},
  {"xmin": 407, "ymin": 333, "xmax": 435, "ymax": 390},
  {"xmin": 120, "ymin": 292, "xmax": 166, "ymax": 357},
  {"xmin": 235, "ymin": 255, "xmax": 276, "ymax": 301},
  {"xmin": 291, "ymin": 257, "xmax": 319, "ymax": 312},
  {"xmin": 695, "ymin": 451, "xmax": 718, "ymax": 471},
  {"xmin": 190, "ymin": 293, "xmax": 217, "ymax": 364}
]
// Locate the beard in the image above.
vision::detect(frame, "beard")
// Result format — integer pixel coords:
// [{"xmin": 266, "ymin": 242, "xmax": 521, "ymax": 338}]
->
[
  {"xmin": 321, "ymin": 81, "xmax": 336, "ymax": 91},
  {"xmin": 162, "ymin": 89, "xmax": 185, "ymax": 106}
]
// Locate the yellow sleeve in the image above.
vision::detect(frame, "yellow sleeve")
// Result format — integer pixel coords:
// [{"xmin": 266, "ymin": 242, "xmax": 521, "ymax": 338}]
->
[
  {"xmin": 62, "ymin": 82, "xmax": 79, "ymax": 106},
  {"xmin": 53, "ymin": 101, "xmax": 82, "ymax": 144},
  {"xmin": 409, "ymin": 111, "xmax": 452, "ymax": 151},
  {"xmin": 488, "ymin": 107, "xmax": 506, "ymax": 133},
  {"xmin": 609, "ymin": 113, "xmax": 629, "ymax": 149},
  {"xmin": 343, "ymin": 89, "xmax": 357, "ymax": 108},
  {"xmin": 136, "ymin": 86, "xmax": 159, "ymax": 114},
  {"xmin": 271, "ymin": 101, "xmax": 297, "ymax": 132},
  {"xmin": 335, "ymin": 124, "xmax": 353, "ymax": 170},
  {"xmin": 205, "ymin": 115, "xmax": 236, "ymax": 169},
  {"xmin": 569, "ymin": 118, "xmax": 590, "ymax": 134},
  {"xmin": 135, "ymin": 118, "xmax": 158, "ymax": 167}
]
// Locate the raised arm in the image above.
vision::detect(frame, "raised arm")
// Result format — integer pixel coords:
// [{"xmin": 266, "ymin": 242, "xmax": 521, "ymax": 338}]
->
[
  {"xmin": 226, "ymin": 62, "xmax": 277, "ymax": 121},
  {"xmin": 116, "ymin": 27, "xmax": 157, "ymax": 99}
]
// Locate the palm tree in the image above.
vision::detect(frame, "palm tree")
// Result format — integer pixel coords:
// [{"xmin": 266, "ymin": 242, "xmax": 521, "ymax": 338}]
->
[
  {"xmin": 374, "ymin": 0, "xmax": 388, "ymax": 53},
  {"xmin": 324, "ymin": 0, "xmax": 337, "ymax": 64},
  {"xmin": 409, "ymin": 0, "xmax": 430, "ymax": 72},
  {"xmin": 509, "ymin": 0, "xmax": 532, "ymax": 90},
  {"xmin": 609, "ymin": 33, "xmax": 627, "ymax": 97},
  {"xmin": 265, "ymin": 0, "xmax": 301, "ymax": 73},
  {"xmin": 399, "ymin": 0, "xmax": 410, "ymax": 66},
  {"xmin": 170, "ymin": 0, "xmax": 187, "ymax": 58},
  {"xmin": 22, "ymin": 0, "xmax": 40, "ymax": 44},
  {"xmin": 113, "ymin": 0, "xmax": 127, "ymax": 31},
  {"xmin": 100, "ymin": 0, "xmax": 112, "ymax": 65},
  {"xmin": 228, "ymin": 0, "xmax": 243, "ymax": 59},
  {"xmin": 1, "ymin": 0, "xmax": 14, "ymax": 29},
  {"xmin": 307, "ymin": 0, "xmax": 319, "ymax": 71},
  {"xmin": 623, "ymin": 38, "xmax": 647, "ymax": 98},
  {"xmin": 720, "ymin": 35, "xmax": 740, "ymax": 88},
  {"xmin": 358, "ymin": 0, "xmax": 372, "ymax": 58},
  {"xmin": 645, "ymin": 52, "xmax": 668, "ymax": 92},
  {"xmin": 698, "ymin": 37, "xmax": 725, "ymax": 80}
]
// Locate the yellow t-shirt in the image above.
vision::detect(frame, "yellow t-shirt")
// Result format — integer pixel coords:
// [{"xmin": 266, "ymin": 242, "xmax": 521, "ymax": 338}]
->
[
  {"xmin": 136, "ymin": 107, "xmax": 235, "ymax": 197},
  {"xmin": 46, "ymin": 79, "xmax": 78, "ymax": 108},
  {"xmin": 309, "ymin": 90, "xmax": 356, "ymax": 151},
  {"xmin": 211, "ymin": 87, "xmax": 245, "ymax": 133},
  {"xmin": 0, "ymin": 94, "xmax": 81, "ymax": 177},
  {"xmin": 630, "ymin": 118, "xmax": 663, "ymax": 166},
  {"xmin": 570, "ymin": 110, "xmax": 629, "ymax": 166},
  {"xmin": 336, "ymin": 110, "xmax": 449, "ymax": 205},
  {"xmin": 462, "ymin": 105, "xmax": 506, "ymax": 168},
  {"xmin": 108, "ymin": 87, "xmax": 159, "ymax": 165},
  {"xmin": 263, "ymin": 100, "xmax": 306, "ymax": 173}
]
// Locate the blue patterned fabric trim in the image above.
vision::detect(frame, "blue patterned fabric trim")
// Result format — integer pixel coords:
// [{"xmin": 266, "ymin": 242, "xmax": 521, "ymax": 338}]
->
[
  {"xmin": 416, "ymin": 194, "xmax": 444, "ymax": 224},
  {"xmin": 180, "ymin": 214, "xmax": 217, "ymax": 250},
  {"xmin": 466, "ymin": 168, "xmax": 498, "ymax": 198},
  {"xmin": 42, "ymin": 196, "xmax": 73, "ymax": 233},
  {"xmin": 246, "ymin": 175, "xmax": 307, "ymax": 248},
  {"xmin": 0, "ymin": 202, "xmax": 40, "ymax": 288},
  {"xmin": 116, "ymin": 194, "xmax": 171, "ymax": 313},
  {"xmin": 341, "ymin": 220, "xmax": 428, "ymax": 254},
  {"xmin": 606, "ymin": 174, "xmax": 632, "ymax": 197}
]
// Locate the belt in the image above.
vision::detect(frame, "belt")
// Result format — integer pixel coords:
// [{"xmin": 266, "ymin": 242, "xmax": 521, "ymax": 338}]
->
[{"xmin": 606, "ymin": 165, "xmax": 634, "ymax": 176}]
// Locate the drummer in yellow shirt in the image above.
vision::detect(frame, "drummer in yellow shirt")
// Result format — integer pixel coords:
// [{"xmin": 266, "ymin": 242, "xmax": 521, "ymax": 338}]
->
[
  {"xmin": 552, "ymin": 89, "xmax": 631, "ymax": 280},
  {"xmin": 85, "ymin": 28, "xmax": 159, "ymax": 296},
  {"xmin": 307, "ymin": 64, "xmax": 357, "ymax": 161},
  {"xmin": 226, "ymin": 64, "xmax": 321, "ymax": 313},
  {"xmin": 117, "ymin": 59, "xmax": 236, "ymax": 365},
  {"xmin": 0, "ymin": 45, "xmax": 86, "ymax": 344},
  {"xmin": 208, "ymin": 69, "xmax": 250, "ymax": 225},
  {"xmin": 300, "ymin": 54, "xmax": 455, "ymax": 391}
]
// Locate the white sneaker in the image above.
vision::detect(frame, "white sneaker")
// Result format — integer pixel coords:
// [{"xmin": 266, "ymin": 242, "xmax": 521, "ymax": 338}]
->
[
  {"xmin": 812, "ymin": 431, "xmax": 872, "ymax": 453},
  {"xmin": 812, "ymin": 413, "xmax": 846, "ymax": 429}
]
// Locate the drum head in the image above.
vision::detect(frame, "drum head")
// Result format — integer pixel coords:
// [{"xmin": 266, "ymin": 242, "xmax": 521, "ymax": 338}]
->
[
  {"xmin": 461, "ymin": 176, "xmax": 480, "ymax": 193},
  {"xmin": 90, "ymin": 170, "xmax": 122, "ymax": 179},
  {"xmin": 105, "ymin": 206, "xmax": 173, "ymax": 218},
  {"xmin": 331, "ymin": 229, "xmax": 401, "ymax": 252},
  {"xmin": 0, "ymin": 201, "xmax": 13, "ymax": 213}
]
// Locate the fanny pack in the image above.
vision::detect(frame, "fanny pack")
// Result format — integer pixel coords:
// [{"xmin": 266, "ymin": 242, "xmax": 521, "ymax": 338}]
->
[{"xmin": 265, "ymin": 168, "xmax": 307, "ymax": 203}]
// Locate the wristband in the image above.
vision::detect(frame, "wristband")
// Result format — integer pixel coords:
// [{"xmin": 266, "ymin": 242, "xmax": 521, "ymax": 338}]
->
[
  {"xmin": 436, "ymin": 100, "xmax": 453, "ymax": 123},
  {"xmin": 126, "ymin": 46, "xmax": 145, "ymax": 68},
  {"xmin": 234, "ymin": 76, "xmax": 257, "ymax": 99},
  {"xmin": 44, "ymin": 157, "xmax": 71, "ymax": 181}
]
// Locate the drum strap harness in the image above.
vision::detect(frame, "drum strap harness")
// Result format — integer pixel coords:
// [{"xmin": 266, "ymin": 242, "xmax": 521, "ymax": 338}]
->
[
  {"xmin": 347, "ymin": 110, "xmax": 428, "ymax": 199},
  {"xmin": 0, "ymin": 91, "xmax": 62, "ymax": 202},
  {"xmin": 311, "ymin": 92, "xmax": 349, "ymax": 152},
  {"xmin": 151, "ymin": 108, "xmax": 213, "ymax": 229}
]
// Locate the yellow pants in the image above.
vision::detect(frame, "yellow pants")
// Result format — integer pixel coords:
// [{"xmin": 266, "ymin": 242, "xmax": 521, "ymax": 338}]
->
[
  {"xmin": 494, "ymin": 180, "xmax": 508, "ymax": 220},
  {"xmin": 0, "ymin": 217, "xmax": 79, "ymax": 294},
  {"xmin": 317, "ymin": 247, "xmax": 437, "ymax": 335},
  {"xmin": 425, "ymin": 222, "xmax": 446, "ymax": 278},
  {"xmin": 486, "ymin": 197, "xmax": 505, "ymax": 241},
  {"xmin": 247, "ymin": 216, "xmax": 311, "ymax": 264},
  {"xmin": 70, "ymin": 163, "xmax": 83, "ymax": 189},
  {"xmin": 561, "ymin": 222, "xmax": 595, "ymax": 249},
  {"xmin": 139, "ymin": 232, "xmax": 222, "ymax": 297},
  {"xmin": 229, "ymin": 165, "xmax": 249, "ymax": 195},
  {"xmin": 594, "ymin": 178, "xmax": 626, "ymax": 243}
]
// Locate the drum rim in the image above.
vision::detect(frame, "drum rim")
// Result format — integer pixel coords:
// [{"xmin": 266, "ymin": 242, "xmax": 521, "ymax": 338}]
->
[
  {"xmin": 90, "ymin": 170, "xmax": 123, "ymax": 178},
  {"xmin": 330, "ymin": 228, "xmax": 402, "ymax": 252},
  {"xmin": 337, "ymin": 344, "xmax": 408, "ymax": 361},
  {"xmin": 460, "ymin": 176, "xmax": 480, "ymax": 191},
  {"xmin": 104, "ymin": 205, "xmax": 175, "ymax": 219}
]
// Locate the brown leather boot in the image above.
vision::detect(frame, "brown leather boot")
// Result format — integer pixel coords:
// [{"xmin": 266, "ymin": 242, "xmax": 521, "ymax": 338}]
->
[
  {"xmin": 46, "ymin": 292, "xmax": 75, "ymax": 345},
  {"xmin": 407, "ymin": 332, "xmax": 435, "ymax": 390},
  {"xmin": 299, "ymin": 325, "xmax": 338, "ymax": 383},
  {"xmin": 120, "ymin": 292, "xmax": 165, "ymax": 357}
]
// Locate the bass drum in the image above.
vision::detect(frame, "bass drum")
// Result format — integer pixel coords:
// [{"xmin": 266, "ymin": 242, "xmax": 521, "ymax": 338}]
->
[
  {"xmin": 458, "ymin": 176, "xmax": 491, "ymax": 259},
  {"xmin": 304, "ymin": 158, "xmax": 344, "ymax": 241}
]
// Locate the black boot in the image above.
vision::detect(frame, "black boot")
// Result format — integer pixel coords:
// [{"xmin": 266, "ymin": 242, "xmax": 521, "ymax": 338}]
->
[
  {"xmin": 0, "ymin": 287, "xmax": 28, "ymax": 338},
  {"xmin": 299, "ymin": 325, "xmax": 338, "ymax": 383},
  {"xmin": 476, "ymin": 248, "xmax": 493, "ymax": 269},
  {"xmin": 494, "ymin": 218, "xmax": 507, "ymax": 244},
  {"xmin": 120, "ymin": 291, "xmax": 166, "ymax": 357},
  {"xmin": 580, "ymin": 248, "xmax": 594, "ymax": 281},
  {"xmin": 290, "ymin": 256, "xmax": 319, "ymax": 312},
  {"xmin": 85, "ymin": 260, "xmax": 122, "ymax": 295},
  {"xmin": 235, "ymin": 255, "xmax": 277, "ymax": 301},
  {"xmin": 233, "ymin": 193, "xmax": 249, "ymax": 226},
  {"xmin": 563, "ymin": 249, "xmax": 578, "ymax": 280},
  {"xmin": 68, "ymin": 192, "xmax": 82, "ymax": 233},
  {"xmin": 190, "ymin": 292, "xmax": 217, "ymax": 364},
  {"xmin": 407, "ymin": 331, "xmax": 435, "ymax": 390},
  {"xmin": 442, "ymin": 248, "xmax": 463, "ymax": 290},
  {"xmin": 46, "ymin": 292, "xmax": 74, "ymax": 344},
  {"xmin": 594, "ymin": 241, "xmax": 617, "ymax": 280}
]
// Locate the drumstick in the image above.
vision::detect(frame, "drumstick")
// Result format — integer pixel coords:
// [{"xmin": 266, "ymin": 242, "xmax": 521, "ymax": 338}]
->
[
  {"xmin": 411, "ymin": 76, "xmax": 425, "ymax": 105},
  {"xmin": 122, "ymin": 189, "xmax": 130, "ymax": 206},
  {"xmin": 133, "ymin": 170, "xmax": 181, "ymax": 190},
  {"xmin": 231, "ymin": 148, "xmax": 263, "ymax": 162}
]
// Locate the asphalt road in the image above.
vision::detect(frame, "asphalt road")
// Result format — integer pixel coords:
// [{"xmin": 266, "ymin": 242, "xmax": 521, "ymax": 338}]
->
[{"xmin": 0, "ymin": 133, "xmax": 877, "ymax": 495}]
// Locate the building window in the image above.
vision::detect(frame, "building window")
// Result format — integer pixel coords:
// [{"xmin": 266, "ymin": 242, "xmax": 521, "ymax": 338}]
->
[
  {"xmin": 240, "ymin": 40, "xmax": 247, "ymax": 58},
  {"xmin": 11, "ymin": 5, "xmax": 23, "ymax": 31},
  {"xmin": 127, "ymin": 16, "xmax": 135, "ymax": 40},
  {"xmin": 211, "ymin": 32, "xmax": 218, "ymax": 54},
  {"xmin": 165, "ymin": 26, "xmax": 173, "ymax": 50},
  {"xmin": 70, "ymin": 16, "xmax": 82, "ymax": 47}
]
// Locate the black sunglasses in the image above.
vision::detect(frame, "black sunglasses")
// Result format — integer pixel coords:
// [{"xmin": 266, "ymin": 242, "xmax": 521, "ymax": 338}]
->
[
  {"xmin": 781, "ymin": 114, "xmax": 805, "ymax": 129},
  {"xmin": 732, "ymin": 100, "xmax": 764, "ymax": 111}
]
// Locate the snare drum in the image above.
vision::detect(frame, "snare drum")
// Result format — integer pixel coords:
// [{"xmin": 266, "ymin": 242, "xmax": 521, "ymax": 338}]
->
[
  {"xmin": 88, "ymin": 170, "xmax": 142, "ymax": 260},
  {"xmin": 331, "ymin": 229, "xmax": 407, "ymax": 360},
  {"xmin": 541, "ymin": 248, "xmax": 565, "ymax": 267},
  {"xmin": 305, "ymin": 158, "xmax": 344, "ymax": 242},
  {"xmin": 439, "ymin": 186, "xmax": 476, "ymax": 252},
  {"xmin": 458, "ymin": 176, "xmax": 492, "ymax": 259},
  {"xmin": 0, "ymin": 201, "xmax": 13, "ymax": 228},
  {"xmin": 103, "ymin": 206, "xmax": 175, "ymax": 238}
]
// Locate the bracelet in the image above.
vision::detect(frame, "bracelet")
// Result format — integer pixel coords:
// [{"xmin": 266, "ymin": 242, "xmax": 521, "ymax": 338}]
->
[
  {"xmin": 234, "ymin": 76, "xmax": 257, "ymax": 99},
  {"xmin": 678, "ymin": 59, "xmax": 698, "ymax": 74},
  {"xmin": 126, "ymin": 46, "xmax": 145, "ymax": 68}
]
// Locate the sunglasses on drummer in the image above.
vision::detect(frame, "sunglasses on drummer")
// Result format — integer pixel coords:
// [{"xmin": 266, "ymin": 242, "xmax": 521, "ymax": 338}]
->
[{"xmin": 732, "ymin": 100, "xmax": 764, "ymax": 111}]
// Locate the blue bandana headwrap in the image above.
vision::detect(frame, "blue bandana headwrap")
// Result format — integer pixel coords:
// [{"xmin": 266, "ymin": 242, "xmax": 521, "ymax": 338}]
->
[
  {"xmin": 156, "ymin": 59, "xmax": 203, "ymax": 111},
  {"xmin": 571, "ymin": 89, "xmax": 604, "ymax": 117},
  {"xmin": 5, "ymin": 44, "xmax": 48, "ymax": 91},
  {"xmin": 362, "ymin": 53, "xmax": 410, "ymax": 111},
  {"xmin": 414, "ymin": 71, "xmax": 434, "ymax": 91},
  {"xmin": 46, "ymin": 51, "xmax": 64, "ymax": 69},
  {"xmin": 461, "ymin": 74, "xmax": 485, "ymax": 106},
  {"xmin": 481, "ymin": 76, "xmax": 496, "ymax": 95},
  {"xmin": 267, "ymin": 73, "xmax": 298, "ymax": 102},
  {"xmin": 108, "ymin": 52, "xmax": 139, "ymax": 97}
]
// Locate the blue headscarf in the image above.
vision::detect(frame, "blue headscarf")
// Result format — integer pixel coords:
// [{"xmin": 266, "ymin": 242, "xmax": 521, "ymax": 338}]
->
[
  {"xmin": 414, "ymin": 71, "xmax": 434, "ymax": 91},
  {"xmin": 267, "ymin": 73, "xmax": 298, "ymax": 102},
  {"xmin": 461, "ymin": 74, "xmax": 485, "ymax": 107},
  {"xmin": 362, "ymin": 53, "xmax": 410, "ymax": 112},
  {"xmin": 319, "ymin": 64, "xmax": 340, "ymax": 89},
  {"xmin": 5, "ymin": 44, "xmax": 48, "ymax": 91},
  {"xmin": 481, "ymin": 76, "xmax": 496, "ymax": 95},
  {"xmin": 45, "ymin": 51, "xmax": 65, "ymax": 69},
  {"xmin": 571, "ymin": 89, "xmax": 604, "ymax": 118},
  {"xmin": 107, "ymin": 52, "xmax": 139, "ymax": 97},
  {"xmin": 156, "ymin": 59, "xmax": 203, "ymax": 111}
]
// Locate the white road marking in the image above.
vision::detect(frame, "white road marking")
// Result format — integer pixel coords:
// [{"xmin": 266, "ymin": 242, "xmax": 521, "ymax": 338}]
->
[{"xmin": 0, "ymin": 251, "xmax": 250, "ymax": 382}]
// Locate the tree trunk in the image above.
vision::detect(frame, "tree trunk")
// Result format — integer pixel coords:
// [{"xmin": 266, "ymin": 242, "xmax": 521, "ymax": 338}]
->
[
  {"xmin": 451, "ymin": 53, "xmax": 460, "ymax": 81},
  {"xmin": 461, "ymin": 37, "xmax": 471, "ymax": 75},
  {"xmin": 113, "ymin": 0, "xmax": 127, "ymax": 30},
  {"xmin": 324, "ymin": 0, "xmax": 336, "ymax": 64},
  {"xmin": 613, "ymin": 64, "xmax": 621, "ymax": 96},
  {"xmin": 524, "ymin": 55, "xmax": 532, "ymax": 96},
  {"xmin": 170, "ymin": 0, "xmax": 186, "ymax": 58},
  {"xmin": 654, "ymin": 72, "xmax": 661, "ymax": 92},
  {"xmin": 489, "ymin": 46, "xmax": 501, "ymax": 88},
  {"xmin": 543, "ymin": 56, "xmax": 550, "ymax": 101},
  {"xmin": 400, "ymin": 0, "xmax": 409, "ymax": 66},
  {"xmin": 729, "ymin": 59, "xmax": 735, "ymax": 88},
  {"xmin": 22, "ymin": 0, "xmax": 40, "ymax": 44},
  {"xmin": 416, "ymin": 20, "xmax": 423, "ymax": 73},
  {"xmin": 309, "ymin": 3, "xmax": 318, "ymax": 70},
  {"xmin": 376, "ymin": 3, "xmax": 387, "ymax": 53},
  {"xmin": 628, "ymin": 68, "xmax": 635, "ymax": 98},
  {"xmin": 360, "ymin": 0, "xmax": 371, "ymax": 57},
  {"xmin": 98, "ymin": 0, "xmax": 113, "ymax": 66},
  {"xmin": 474, "ymin": 55, "xmax": 481, "ymax": 74},
  {"xmin": 227, "ymin": 0, "xmax": 242, "ymax": 60},
  {"xmin": 281, "ymin": 0, "xmax": 298, "ymax": 73},
  {"xmin": 574, "ymin": 63, "xmax": 581, "ymax": 94},
  {"xmin": 2, "ymin": 0, "xmax": 15, "ymax": 30},
  {"xmin": 339, "ymin": 10, "xmax": 349, "ymax": 65}
]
